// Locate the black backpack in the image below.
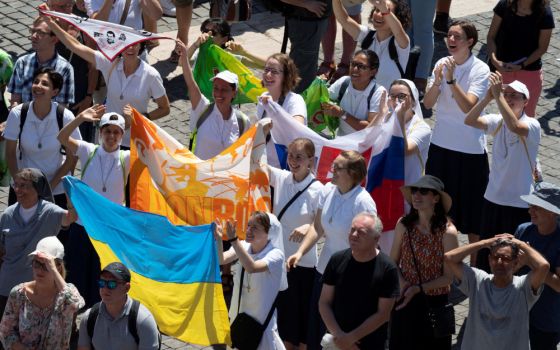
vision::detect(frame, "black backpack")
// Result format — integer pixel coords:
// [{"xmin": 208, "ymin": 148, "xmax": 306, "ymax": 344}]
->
[
  {"xmin": 360, "ymin": 30, "xmax": 421, "ymax": 81},
  {"xmin": 17, "ymin": 102, "xmax": 66, "ymax": 160},
  {"xmin": 86, "ymin": 299, "xmax": 162, "ymax": 349}
]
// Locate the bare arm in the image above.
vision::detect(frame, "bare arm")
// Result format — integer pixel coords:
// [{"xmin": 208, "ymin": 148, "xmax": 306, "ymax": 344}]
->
[
  {"xmin": 220, "ymin": 220, "xmax": 269, "ymax": 273},
  {"xmin": 90, "ymin": 0, "xmax": 113, "ymax": 21},
  {"xmin": 226, "ymin": 41, "xmax": 267, "ymax": 69},
  {"xmin": 422, "ymin": 64, "xmax": 443, "ymax": 109},
  {"xmin": 490, "ymin": 72, "xmax": 529, "ymax": 137},
  {"xmin": 286, "ymin": 209, "xmax": 323, "ymax": 270},
  {"xmin": 146, "ymin": 95, "xmax": 170, "ymax": 121},
  {"xmin": 139, "ymin": 0, "xmax": 163, "ymax": 22},
  {"xmin": 444, "ymin": 238, "xmax": 495, "ymax": 282},
  {"xmin": 5, "ymin": 140, "xmax": 18, "ymax": 179},
  {"xmin": 321, "ymin": 102, "xmax": 374, "ymax": 131},
  {"xmin": 486, "ymin": 15, "xmax": 505, "ymax": 71},
  {"xmin": 177, "ymin": 40, "xmax": 202, "ymax": 109},
  {"xmin": 331, "ymin": 0, "xmax": 361, "ymax": 39},
  {"xmin": 45, "ymin": 16, "xmax": 97, "ymax": 66},
  {"xmin": 545, "ymin": 267, "xmax": 560, "ymax": 293},
  {"xmin": 464, "ymin": 91, "xmax": 492, "ymax": 130},
  {"xmin": 50, "ymin": 153, "xmax": 77, "ymax": 190},
  {"xmin": 319, "ymin": 284, "xmax": 359, "ymax": 350},
  {"xmin": 512, "ymin": 238, "xmax": 549, "ymax": 293},
  {"xmin": 443, "ymin": 57, "xmax": 479, "ymax": 113},
  {"xmin": 374, "ymin": 0, "xmax": 409, "ymax": 49}
]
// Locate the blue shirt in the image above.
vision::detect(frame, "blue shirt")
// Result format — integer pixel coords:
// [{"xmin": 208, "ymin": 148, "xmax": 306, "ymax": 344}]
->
[
  {"xmin": 515, "ymin": 222, "xmax": 560, "ymax": 332},
  {"xmin": 7, "ymin": 52, "xmax": 74, "ymax": 105}
]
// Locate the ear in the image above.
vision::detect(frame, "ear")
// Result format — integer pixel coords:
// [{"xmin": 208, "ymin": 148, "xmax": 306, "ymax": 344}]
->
[
  {"xmin": 52, "ymin": 88, "xmax": 60, "ymax": 98},
  {"xmin": 125, "ymin": 282, "xmax": 131, "ymax": 292}
]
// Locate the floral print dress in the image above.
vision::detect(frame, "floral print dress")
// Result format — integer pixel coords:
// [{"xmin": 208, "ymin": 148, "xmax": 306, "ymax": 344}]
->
[{"xmin": 0, "ymin": 282, "xmax": 85, "ymax": 349}]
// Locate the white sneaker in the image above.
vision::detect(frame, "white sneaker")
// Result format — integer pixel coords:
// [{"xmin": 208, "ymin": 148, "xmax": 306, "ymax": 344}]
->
[{"xmin": 161, "ymin": 0, "xmax": 176, "ymax": 17}]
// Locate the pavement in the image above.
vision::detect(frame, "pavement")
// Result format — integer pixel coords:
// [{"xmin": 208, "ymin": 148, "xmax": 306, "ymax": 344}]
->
[{"xmin": 0, "ymin": 0, "xmax": 559, "ymax": 349}]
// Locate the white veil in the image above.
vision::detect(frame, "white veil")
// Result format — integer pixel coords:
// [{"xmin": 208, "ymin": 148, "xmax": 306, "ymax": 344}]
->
[{"xmin": 267, "ymin": 212, "xmax": 288, "ymax": 291}]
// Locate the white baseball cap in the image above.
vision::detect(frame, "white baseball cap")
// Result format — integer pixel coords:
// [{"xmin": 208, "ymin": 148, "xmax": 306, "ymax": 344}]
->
[
  {"xmin": 506, "ymin": 80, "xmax": 530, "ymax": 100},
  {"xmin": 211, "ymin": 70, "xmax": 238, "ymax": 90},
  {"xmin": 100, "ymin": 113, "xmax": 126, "ymax": 132},
  {"xmin": 29, "ymin": 236, "xmax": 65, "ymax": 259}
]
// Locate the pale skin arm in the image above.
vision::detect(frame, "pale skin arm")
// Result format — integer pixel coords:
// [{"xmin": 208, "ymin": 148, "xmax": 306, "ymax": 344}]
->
[
  {"xmin": 372, "ymin": 0, "xmax": 409, "ymax": 49},
  {"xmin": 177, "ymin": 40, "xmax": 202, "ymax": 110},
  {"xmin": 145, "ymin": 95, "xmax": 170, "ymax": 121},
  {"xmin": 226, "ymin": 41, "xmax": 267, "ymax": 69},
  {"xmin": 58, "ymin": 104, "xmax": 106, "ymax": 155},
  {"xmin": 490, "ymin": 72, "xmax": 529, "ymax": 137},
  {"xmin": 511, "ymin": 237, "xmax": 549, "ymax": 293},
  {"xmin": 49, "ymin": 152, "xmax": 77, "ymax": 191},
  {"xmin": 321, "ymin": 98, "xmax": 379, "ymax": 131},
  {"xmin": 259, "ymin": 96, "xmax": 306, "ymax": 125},
  {"xmin": 90, "ymin": 0, "xmax": 113, "ymax": 21},
  {"xmin": 544, "ymin": 267, "xmax": 560, "ymax": 293},
  {"xmin": 286, "ymin": 209, "xmax": 324, "ymax": 270},
  {"xmin": 217, "ymin": 220, "xmax": 269, "ymax": 273},
  {"xmin": 443, "ymin": 57, "xmax": 479, "ymax": 113},
  {"xmin": 422, "ymin": 63, "xmax": 443, "ymax": 109},
  {"xmin": 331, "ymin": 0, "xmax": 361, "ymax": 39},
  {"xmin": 6, "ymin": 140, "xmax": 18, "ymax": 179},
  {"xmin": 394, "ymin": 97, "xmax": 419, "ymax": 156},
  {"xmin": 464, "ymin": 89, "xmax": 492, "ymax": 130},
  {"xmin": 36, "ymin": 252, "xmax": 67, "ymax": 291},
  {"xmin": 139, "ymin": 0, "xmax": 163, "ymax": 22},
  {"xmin": 44, "ymin": 15, "xmax": 97, "ymax": 67}
]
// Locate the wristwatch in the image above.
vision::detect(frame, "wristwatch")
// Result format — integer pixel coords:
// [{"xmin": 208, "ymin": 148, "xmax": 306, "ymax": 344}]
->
[{"xmin": 446, "ymin": 78, "xmax": 456, "ymax": 85}]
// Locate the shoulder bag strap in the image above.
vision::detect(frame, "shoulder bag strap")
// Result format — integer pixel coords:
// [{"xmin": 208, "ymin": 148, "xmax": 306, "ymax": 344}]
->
[
  {"xmin": 18, "ymin": 102, "xmax": 31, "ymax": 160},
  {"xmin": 263, "ymin": 294, "xmax": 279, "ymax": 329},
  {"xmin": 406, "ymin": 229, "xmax": 424, "ymax": 286},
  {"xmin": 388, "ymin": 36, "xmax": 405, "ymax": 78},
  {"xmin": 276, "ymin": 179, "xmax": 317, "ymax": 221},
  {"xmin": 519, "ymin": 135, "xmax": 538, "ymax": 183},
  {"xmin": 81, "ymin": 145, "xmax": 100, "ymax": 180},
  {"xmin": 237, "ymin": 266, "xmax": 245, "ymax": 315},
  {"xmin": 119, "ymin": 0, "xmax": 131, "ymax": 25}
]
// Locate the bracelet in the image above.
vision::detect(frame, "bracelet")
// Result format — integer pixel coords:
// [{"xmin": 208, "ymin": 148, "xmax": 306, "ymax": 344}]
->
[
  {"xmin": 227, "ymin": 237, "xmax": 238, "ymax": 243},
  {"xmin": 446, "ymin": 78, "xmax": 456, "ymax": 85},
  {"xmin": 381, "ymin": 11, "xmax": 390, "ymax": 16}
]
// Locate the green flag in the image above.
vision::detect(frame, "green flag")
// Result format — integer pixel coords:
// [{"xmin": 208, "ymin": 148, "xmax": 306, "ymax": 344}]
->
[
  {"xmin": 192, "ymin": 40, "xmax": 266, "ymax": 104},
  {"xmin": 302, "ymin": 78, "xmax": 339, "ymax": 138}
]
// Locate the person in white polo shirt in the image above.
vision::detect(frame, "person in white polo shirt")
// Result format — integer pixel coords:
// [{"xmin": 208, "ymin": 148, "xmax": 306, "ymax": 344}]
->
[
  {"xmin": 176, "ymin": 40, "xmax": 252, "ymax": 160},
  {"xmin": 465, "ymin": 75, "xmax": 540, "ymax": 272}
]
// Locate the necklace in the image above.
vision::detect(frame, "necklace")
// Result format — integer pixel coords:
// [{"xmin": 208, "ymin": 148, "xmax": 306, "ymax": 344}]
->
[
  {"xmin": 33, "ymin": 119, "xmax": 50, "ymax": 149},
  {"xmin": 99, "ymin": 154, "xmax": 116, "ymax": 192}
]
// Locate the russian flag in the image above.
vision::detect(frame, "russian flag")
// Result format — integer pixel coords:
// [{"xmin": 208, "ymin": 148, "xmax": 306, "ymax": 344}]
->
[{"xmin": 264, "ymin": 101, "xmax": 404, "ymax": 231}]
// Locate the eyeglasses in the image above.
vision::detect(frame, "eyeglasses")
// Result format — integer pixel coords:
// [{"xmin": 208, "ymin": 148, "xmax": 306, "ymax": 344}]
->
[
  {"xmin": 263, "ymin": 67, "xmax": 283, "ymax": 75},
  {"xmin": 350, "ymin": 61, "xmax": 371, "ymax": 71},
  {"xmin": 389, "ymin": 93, "xmax": 409, "ymax": 102},
  {"xmin": 29, "ymin": 29, "xmax": 54, "ymax": 37},
  {"xmin": 410, "ymin": 187, "xmax": 432, "ymax": 195},
  {"xmin": 489, "ymin": 254, "xmax": 514, "ymax": 263},
  {"xmin": 97, "ymin": 279, "xmax": 124, "ymax": 290},
  {"xmin": 503, "ymin": 92, "xmax": 525, "ymax": 100},
  {"xmin": 331, "ymin": 164, "xmax": 348, "ymax": 172},
  {"xmin": 32, "ymin": 259, "xmax": 48, "ymax": 271}
]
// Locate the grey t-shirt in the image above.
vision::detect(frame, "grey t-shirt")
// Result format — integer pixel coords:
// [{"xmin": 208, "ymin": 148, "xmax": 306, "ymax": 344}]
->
[
  {"xmin": 0, "ymin": 200, "xmax": 65, "ymax": 296},
  {"xmin": 78, "ymin": 297, "xmax": 160, "ymax": 350},
  {"xmin": 458, "ymin": 265, "xmax": 542, "ymax": 350}
]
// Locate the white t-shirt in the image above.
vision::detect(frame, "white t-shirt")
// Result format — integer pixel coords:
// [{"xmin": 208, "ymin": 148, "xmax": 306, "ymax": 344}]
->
[
  {"xmin": 94, "ymin": 51, "xmax": 166, "ymax": 147},
  {"xmin": 76, "ymin": 140, "xmax": 130, "ymax": 205},
  {"xmin": 328, "ymin": 77, "xmax": 386, "ymax": 136},
  {"xmin": 482, "ymin": 113, "xmax": 541, "ymax": 208},
  {"xmin": 429, "ymin": 54, "xmax": 490, "ymax": 154},
  {"xmin": 256, "ymin": 91, "xmax": 308, "ymax": 124},
  {"xmin": 356, "ymin": 26, "xmax": 410, "ymax": 90},
  {"xmin": 85, "ymin": 0, "xmax": 143, "ymax": 29},
  {"xmin": 3, "ymin": 102, "xmax": 82, "ymax": 195},
  {"xmin": 190, "ymin": 95, "xmax": 251, "ymax": 160},
  {"xmin": 405, "ymin": 113, "xmax": 431, "ymax": 185},
  {"xmin": 229, "ymin": 241, "xmax": 285, "ymax": 350},
  {"xmin": 269, "ymin": 168, "xmax": 324, "ymax": 268},
  {"xmin": 316, "ymin": 183, "xmax": 377, "ymax": 274}
]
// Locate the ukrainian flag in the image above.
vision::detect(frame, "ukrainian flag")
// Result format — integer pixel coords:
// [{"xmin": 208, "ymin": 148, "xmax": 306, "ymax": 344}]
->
[{"xmin": 63, "ymin": 176, "xmax": 230, "ymax": 346}]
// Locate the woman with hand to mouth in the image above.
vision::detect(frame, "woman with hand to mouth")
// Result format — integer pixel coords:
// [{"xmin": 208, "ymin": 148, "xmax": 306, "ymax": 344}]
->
[
  {"xmin": 422, "ymin": 20, "xmax": 490, "ymax": 266},
  {"xmin": 267, "ymin": 138, "xmax": 324, "ymax": 350},
  {"xmin": 57, "ymin": 105, "xmax": 131, "ymax": 308},
  {"xmin": 287, "ymin": 151, "xmax": 376, "ymax": 349},
  {"xmin": 214, "ymin": 212, "xmax": 287, "ymax": 350},
  {"xmin": 322, "ymin": 50, "xmax": 387, "ymax": 136},
  {"xmin": 176, "ymin": 40, "xmax": 252, "ymax": 161},
  {"xmin": 332, "ymin": 0, "xmax": 411, "ymax": 89},
  {"xmin": 389, "ymin": 175, "xmax": 458, "ymax": 350}
]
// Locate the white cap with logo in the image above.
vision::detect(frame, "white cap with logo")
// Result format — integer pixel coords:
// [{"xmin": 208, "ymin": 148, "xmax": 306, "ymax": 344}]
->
[{"xmin": 100, "ymin": 113, "xmax": 126, "ymax": 132}]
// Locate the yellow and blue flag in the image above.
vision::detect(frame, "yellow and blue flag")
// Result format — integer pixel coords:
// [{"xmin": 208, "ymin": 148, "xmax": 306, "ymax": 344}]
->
[{"xmin": 63, "ymin": 176, "xmax": 230, "ymax": 346}]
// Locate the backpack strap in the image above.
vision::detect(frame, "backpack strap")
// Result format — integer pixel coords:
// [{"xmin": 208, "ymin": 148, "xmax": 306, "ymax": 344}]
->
[
  {"xmin": 119, "ymin": 149, "xmax": 127, "ymax": 186},
  {"xmin": 17, "ymin": 102, "xmax": 31, "ymax": 160},
  {"xmin": 337, "ymin": 77, "xmax": 351, "ymax": 103},
  {"xmin": 128, "ymin": 299, "xmax": 141, "ymax": 345},
  {"xmin": 366, "ymin": 82, "xmax": 377, "ymax": 110},
  {"xmin": 360, "ymin": 30, "xmax": 376, "ymax": 50},
  {"xmin": 87, "ymin": 302, "xmax": 101, "ymax": 349},
  {"xmin": 56, "ymin": 103, "xmax": 67, "ymax": 156},
  {"xmin": 81, "ymin": 145, "xmax": 100, "ymax": 180},
  {"xmin": 388, "ymin": 36, "xmax": 405, "ymax": 78},
  {"xmin": 189, "ymin": 103, "xmax": 214, "ymax": 152},
  {"xmin": 234, "ymin": 109, "xmax": 249, "ymax": 135}
]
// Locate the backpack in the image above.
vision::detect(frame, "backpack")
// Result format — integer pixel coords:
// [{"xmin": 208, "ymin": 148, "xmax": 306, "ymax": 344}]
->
[
  {"xmin": 18, "ymin": 102, "xmax": 66, "ymax": 160},
  {"xmin": 86, "ymin": 299, "xmax": 162, "ymax": 349},
  {"xmin": 188, "ymin": 102, "xmax": 249, "ymax": 152},
  {"xmin": 210, "ymin": 0, "xmax": 252, "ymax": 22},
  {"xmin": 360, "ymin": 30, "xmax": 421, "ymax": 81},
  {"xmin": 336, "ymin": 77, "xmax": 378, "ymax": 110}
]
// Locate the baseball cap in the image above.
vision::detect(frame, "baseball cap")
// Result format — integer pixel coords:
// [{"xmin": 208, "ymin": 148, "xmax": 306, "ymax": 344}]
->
[
  {"xmin": 506, "ymin": 80, "xmax": 530, "ymax": 100},
  {"xmin": 29, "ymin": 236, "xmax": 65, "ymax": 259},
  {"xmin": 99, "ymin": 113, "xmax": 126, "ymax": 132},
  {"xmin": 211, "ymin": 70, "xmax": 238, "ymax": 90},
  {"xmin": 101, "ymin": 262, "xmax": 131, "ymax": 282}
]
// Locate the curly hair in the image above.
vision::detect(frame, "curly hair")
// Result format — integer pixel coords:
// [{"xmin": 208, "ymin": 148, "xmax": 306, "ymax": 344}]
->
[
  {"xmin": 369, "ymin": 0, "xmax": 412, "ymax": 31},
  {"xmin": 262, "ymin": 53, "xmax": 301, "ymax": 96}
]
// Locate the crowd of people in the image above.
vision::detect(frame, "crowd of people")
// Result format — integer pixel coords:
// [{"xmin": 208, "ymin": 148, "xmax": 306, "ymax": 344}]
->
[{"xmin": 0, "ymin": 0, "xmax": 557, "ymax": 349}]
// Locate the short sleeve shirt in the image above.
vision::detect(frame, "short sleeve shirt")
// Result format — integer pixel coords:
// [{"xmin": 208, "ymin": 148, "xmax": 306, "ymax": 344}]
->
[
  {"xmin": 257, "ymin": 91, "xmax": 308, "ymax": 124},
  {"xmin": 85, "ymin": 0, "xmax": 143, "ymax": 29},
  {"xmin": 482, "ymin": 113, "xmax": 540, "ymax": 207},
  {"xmin": 405, "ymin": 113, "xmax": 431, "ymax": 185},
  {"xmin": 317, "ymin": 183, "xmax": 377, "ymax": 274},
  {"xmin": 429, "ymin": 55, "xmax": 490, "ymax": 154},
  {"xmin": 356, "ymin": 26, "xmax": 410, "ymax": 90},
  {"xmin": 3, "ymin": 101, "xmax": 82, "ymax": 194},
  {"xmin": 328, "ymin": 76, "xmax": 386, "ymax": 136},
  {"xmin": 8, "ymin": 52, "xmax": 75, "ymax": 105}
]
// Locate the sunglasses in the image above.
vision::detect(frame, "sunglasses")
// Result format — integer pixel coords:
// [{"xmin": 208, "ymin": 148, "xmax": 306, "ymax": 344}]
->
[
  {"xmin": 97, "ymin": 279, "xmax": 124, "ymax": 290},
  {"xmin": 410, "ymin": 187, "xmax": 433, "ymax": 195},
  {"xmin": 31, "ymin": 259, "xmax": 48, "ymax": 271}
]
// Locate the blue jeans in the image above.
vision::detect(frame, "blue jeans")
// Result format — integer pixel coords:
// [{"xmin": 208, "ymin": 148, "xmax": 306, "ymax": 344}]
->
[
  {"xmin": 407, "ymin": 0, "xmax": 437, "ymax": 79},
  {"xmin": 287, "ymin": 18, "xmax": 329, "ymax": 93}
]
